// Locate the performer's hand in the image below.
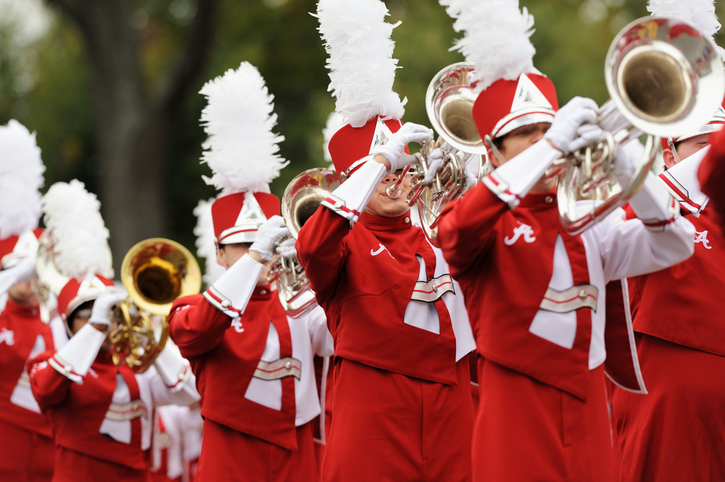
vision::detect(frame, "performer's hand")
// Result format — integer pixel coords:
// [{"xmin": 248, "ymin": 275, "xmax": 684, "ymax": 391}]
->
[
  {"xmin": 544, "ymin": 97, "xmax": 599, "ymax": 154},
  {"xmin": 371, "ymin": 122, "xmax": 432, "ymax": 173},
  {"xmin": 250, "ymin": 215, "xmax": 289, "ymax": 263},
  {"xmin": 89, "ymin": 286, "xmax": 127, "ymax": 328},
  {"xmin": 568, "ymin": 123, "xmax": 608, "ymax": 153},
  {"xmin": 276, "ymin": 237, "xmax": 297, "ymax": 259},
  {"xmin": 424, "ymin": 146, "xmax": 446, "ymax": 183},
  {"xmin": 613, "ymin": 143, "xmax": 637, "ymax": 187},
  {"xmin": 0, "ymin": 254, "xmax": 38, "ymax": 295}
]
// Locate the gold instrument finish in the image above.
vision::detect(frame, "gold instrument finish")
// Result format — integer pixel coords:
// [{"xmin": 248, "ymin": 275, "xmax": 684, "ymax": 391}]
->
[
  {"xmin": 269, "ymin": 168, "xmax": 340, "ymax": 317},
  {"xmin": 557, "ymin": 16, "xmax": 724, "ymax": 235},
  {"xmin": 113, "ymin": 238, "xmax": 201, "ymax": 373}
]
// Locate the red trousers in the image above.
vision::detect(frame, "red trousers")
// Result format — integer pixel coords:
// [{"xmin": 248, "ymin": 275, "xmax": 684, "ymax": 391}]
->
[
  {"xmin": 195, "ymin": 419, "xmax": 318, "ymax": 482},
  {"xmin": 322, "ymin": 358, "xmax": 474, "ymax": 482},
  {"xmin": 473, "ymin": 358, "xmax": 615, "ymax": 482},
  {"xmin": 0, "ymin": 420, "xmax": 54, "ymax": 482},
  {"xmin": 52, "ymin": 446, "xmax": 149, "ymax": 482},
  {"xmin": 612, "ymin": 334, "xmax": 725, "ymax": 482}
]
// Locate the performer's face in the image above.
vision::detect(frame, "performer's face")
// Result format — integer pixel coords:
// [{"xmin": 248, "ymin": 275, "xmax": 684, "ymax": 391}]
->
[
  {"xmin": 217, "ymin": 242, "xmax": 275, "ymax": 287},
  {"xmin": 70, "ymin": 301, "xmax": 115, "ymax": 351},
  {"xmin": 494, "ymin": 122, "xmax": 551, "ymax": 165},
  {"xmin": 7, "ymin": 280, "xmax": 36, "ymax": 307},
  {"xmin": 492, "ymin": 122, "xmax": 556, "ymax": 193},
  {"xmin": 663, "ymin": 133, "xmax": 711, "ymax": 168},
  {"xmin": 364, "ymin": 169, "xmax": 413, "ymax": 218}
]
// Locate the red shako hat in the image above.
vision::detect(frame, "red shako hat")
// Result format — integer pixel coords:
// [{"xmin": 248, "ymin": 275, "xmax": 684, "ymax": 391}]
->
[
  {"xmin": 199, "ymin": 62, "xmax": 287, "ymax": 245},
  {"xmin": 0, "ymin": 228, "xmax": 43, "ymax": 270},
  {"xmin": 57, "ymin": 275, "xmax": 115, "ymax": 322}
]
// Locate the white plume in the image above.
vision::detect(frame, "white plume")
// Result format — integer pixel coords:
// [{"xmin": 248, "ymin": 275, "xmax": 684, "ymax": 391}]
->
[
  {"xmin": 193, "ymin": 198, "xmax": 225, "ymax": 286},
  {"xmin": 42, "ymin": 180, "xmax": 113, "ymax": 280},
  {"xmin": 648, "ymin": 0, "xmax": 725, "ymax": 59},
  {"xmin": 440, "ymin": 0, "xmax": 536, "ymax": 91},
  {"xmin": 322, "ymin": 111, "xmax": 345, "ymax": 165},
  {"xmin": 316, "ymin": 0, "xmax": 406, "ymax": 127},
  {"xmin": 0, "ymin": 120, "xmax": 45, "ymax": 239},
  {"xmin": 200, "ymin": 61, "xmax": 288, "ymax": 196}
]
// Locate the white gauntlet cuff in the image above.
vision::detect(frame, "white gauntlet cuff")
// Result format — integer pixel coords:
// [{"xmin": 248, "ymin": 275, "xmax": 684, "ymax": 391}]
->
[
  {"xmin": 321, "ymin": 158, "xmax": 386, "ymax": 224},
  {"xmin": 204, "ymin": 254, "xmax": 263, "ymax": 317},
  {"xmin": 49, "ymin": 323, "xmax": 106, "ymax": 384},
  {"xmin": 658, "ymin": 146, "xmax": 710, "ymax": 216},
  {"xmin": 629, "ymin": 173, "xmax": 680, "ymax": 231},
  {"xmin": 483, "ymin": 140, "xmax": 561, "ymax": 208},
  {"xmin": 153, "ymin": 343, "xmax": 191, "ymax": 390}
]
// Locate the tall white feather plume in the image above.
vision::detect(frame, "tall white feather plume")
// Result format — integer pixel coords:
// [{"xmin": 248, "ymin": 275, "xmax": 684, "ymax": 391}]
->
[
  {"xmin": 200, "ymin": 61, "xmax": 288, "ymax": 196},
  {"xmin": 322, "ymin": 111, "xmax": 345, "ymax": 165},
  {"xmin": 440, "ymin": 0, "xmax": 536, "ymax": 91},
  {"xmin": 316, "ymin": 0, "xmax": 406, "ymax": 127},
  {"xmin": 193, "ymin": 198, "xmax": 225, "ymax": 286},
  {"xmin": 42, "ymin": 180, "xmax": 113, "ymax": 280},
  {"xmin": 648, "ymin": 0, "xmax": 725, "ymax": 59},
  {"xmin": 0, "ymin": 120, "xmax": 45, "ymax": 239}
]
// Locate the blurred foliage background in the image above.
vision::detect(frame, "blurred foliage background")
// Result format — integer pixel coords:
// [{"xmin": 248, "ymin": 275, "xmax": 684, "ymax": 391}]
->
[{"xmin": 1, "ymin": 0, "xmax": 723, "ymax": 273}]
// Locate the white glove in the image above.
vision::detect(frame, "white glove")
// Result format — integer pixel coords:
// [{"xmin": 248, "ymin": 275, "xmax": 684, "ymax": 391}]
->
[
  {"xmin": 568, "ymin": 123, "xmax": 609, "ymax": 153},
  {"xmin": 424, "ymin": 147, "xmax": 446, "ymax": 183},
  {"xmin": 544, "ymin": 97, "xmax": 599, "ymax": 154},
  {"xmin": 276, "ymin": 237, "xmax": 297, "ymax": 259},
  {"xmin": 613, "ymin": 142, "xmax": 637, "ymax": 186},
  {"xmin": 88, "ymin": 286, "xmax": 127, "ymax": 327},
  {"xmin": 371, "ymin": 123, "xmax": 432, "ymax": 173},
  {"xmin": 0, "ymin": 254, "xmax": 38, "ymax": 295},
  {"xmin": 250, "ymin": 215, "xmax": 289, "ymax": 263}
]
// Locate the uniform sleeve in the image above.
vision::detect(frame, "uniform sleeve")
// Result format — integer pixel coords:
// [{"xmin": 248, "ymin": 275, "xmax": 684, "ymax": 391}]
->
[
  {"xmin": 591, "ymin": 204, "xmax": 695, "ymax": 283},
  {"xmin": 436, "ymin": 182, "xmax": 509, "ymax": 278},
  {"xmin": 699, "ymin": 127, "xmax": 725, "ymax": 219},
  {"xmin": 303, "ymin": 304, "xmax": 334, "ymax": 357},
  {"xmin": 27, "ymin": 350, "xmax": 72, "ymax": 411},
  {"xmin": 296, "ymin": 206, "xmax": 351, "ymax": 303},
  {"xmin": 167, "ymin": 295, "xmax": 235, "ymax": 359},
  {"xmin": 143, "ymin": 366, "xmax": 200, "ymax": 408}
]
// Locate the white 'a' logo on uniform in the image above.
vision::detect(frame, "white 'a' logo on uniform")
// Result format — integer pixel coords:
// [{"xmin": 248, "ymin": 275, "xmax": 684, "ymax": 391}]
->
[
  {"xmin": 510, "ymin": 74, "xmax": 553, "ymax": 112},
  {"xmin": 235, "ymin": 193, "xmax": 267, "ymax": 228},
  {"xmin": 504, "ymin": 221, "xmax": 537, "ymax": 246},
  {"xmin": 695, "ymin": 230, "xmax": 712, "ymax": 249}
]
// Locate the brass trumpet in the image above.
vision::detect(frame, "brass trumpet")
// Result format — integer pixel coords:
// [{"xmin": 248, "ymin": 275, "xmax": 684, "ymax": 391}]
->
[{"xmin": 111, "ymin": 238, "xmax": 201, "ymax": 373}]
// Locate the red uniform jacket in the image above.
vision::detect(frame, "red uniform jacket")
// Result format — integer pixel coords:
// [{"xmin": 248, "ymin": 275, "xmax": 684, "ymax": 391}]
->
[
  {"xmin": 699, "ymin": 127, "xmax": 725, "ymax": 221},
  {"xmin": 28, "ymin": 350, "xmax": 150, "ymax": 470},
  {"xmin": 296, "ymin": 209, "xmax": 462, "ymax": 385},
  {"xmin": 168, "ymin": 289, "xmax": 300, "ymax": 450},
  {"xmin": 628, "ymin": 207, "xmax": 725, "ymax": 354},
  {"xmin": 0, "ymin": 300, "xmax": 55, "ymax": 437},
  {"xmin": 437, "ymin": 185, "xmax": 691, "ymax": 400}
]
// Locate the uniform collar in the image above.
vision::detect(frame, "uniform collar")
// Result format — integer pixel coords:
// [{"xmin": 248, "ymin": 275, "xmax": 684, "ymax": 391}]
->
[
  {"xmin": 3, "ymin": 298, "xmax": 39, "ymax": 318},
  {"xmin": 359, "ymin": 211, "xmax": 413, "ymax": 232}
]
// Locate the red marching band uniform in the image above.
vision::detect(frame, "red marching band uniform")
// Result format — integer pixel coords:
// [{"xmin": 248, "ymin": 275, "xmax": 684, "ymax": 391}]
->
[
  {"xmin": 436, "ymin": 69, "xmax": 695, "ymax": 481},
  {"xmin": 612, "ymin": 115, "xmax": 725, "ymax": 481},
  {"xmin": 167, "ymin": 62, "xmax": 333, "ymax": 482}
]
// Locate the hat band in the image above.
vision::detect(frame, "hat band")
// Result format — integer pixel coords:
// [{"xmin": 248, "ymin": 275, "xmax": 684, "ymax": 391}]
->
[{"xmin": 493, "ymin": 109, "xmax": 556, "ymax": 139}]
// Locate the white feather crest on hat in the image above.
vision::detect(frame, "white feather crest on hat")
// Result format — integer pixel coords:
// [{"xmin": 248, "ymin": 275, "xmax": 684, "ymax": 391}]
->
[
  {"xmin": 0, "ymin": 120, "xmax": 45, "ymax": 239},
  {"xmin": 193, "ymin": 198, "xmax": 225, "ymax": 286},
  {"xmin": 42, "ymin": 180, "xmax": 113, "ymax": 280},
  {"xmin": 648, "ymin": 0, "xmax": 725, "ymax": 59},
  {"xmin": 200, "ymin": 61, "xmax": 288, "ymax": 196},
  {"xmin": 440, "ymin": 0, "xmax": 536, "ymax": 91},
  {"xmin": 316, "ymin": 0, "xmax": 406, "ymax": 128},
  {"xmin": 322, "ymin": 111, "xmax": 345, "ymax": 165}
]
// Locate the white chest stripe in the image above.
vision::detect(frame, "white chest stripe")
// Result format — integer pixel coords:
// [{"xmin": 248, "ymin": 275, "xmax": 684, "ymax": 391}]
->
[
  {"xmin": 411, "ymin": 274, "xmax": 455, "ymax": 303},
  {"xmin": 539, "ymin": 285, "xmax": 598, "ymax": 313}
]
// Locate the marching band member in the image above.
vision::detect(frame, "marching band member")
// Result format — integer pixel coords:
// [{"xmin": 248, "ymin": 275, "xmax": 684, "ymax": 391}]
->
[
  {"xmin": 435, "ymin": 1, "xmax": 695, "ymax": 481},
  {"xmin": 167, "ymin": 62, "xmax": 333, "ymax": 482},
  {"xmin": 295, "ymin": 1, "xmax": 476, "ymax": 480},
  {"xmin": 699, "ymin": 126, "xmax": 725, "ymax": 219},
  {"xmin": 610, "ymin": 2, "xmax": 725, "ymax": 474},
  {"xmin": 611, "ymin": 109, "xmax": 725, "ymax": 482},
  {"xmin": 27, "ymin": 181, "xmax": 199, "ymax": 482},
  {"xmin": 0, "ymin": 120, "xmax": 62, "ymax": 482}
]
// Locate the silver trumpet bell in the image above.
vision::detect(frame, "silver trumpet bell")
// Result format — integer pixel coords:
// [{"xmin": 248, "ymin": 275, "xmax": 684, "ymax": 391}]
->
[
  {"xmin": 268, "ymin": 168, "xmax": 340, "ymax": 317},
  {"xmin": 556, "ymin": 16, "xmax": 724, "ymax": 235},
  {"xmin": 404, "ymin": 62, "xmax": 488, "ymax": 243}
]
